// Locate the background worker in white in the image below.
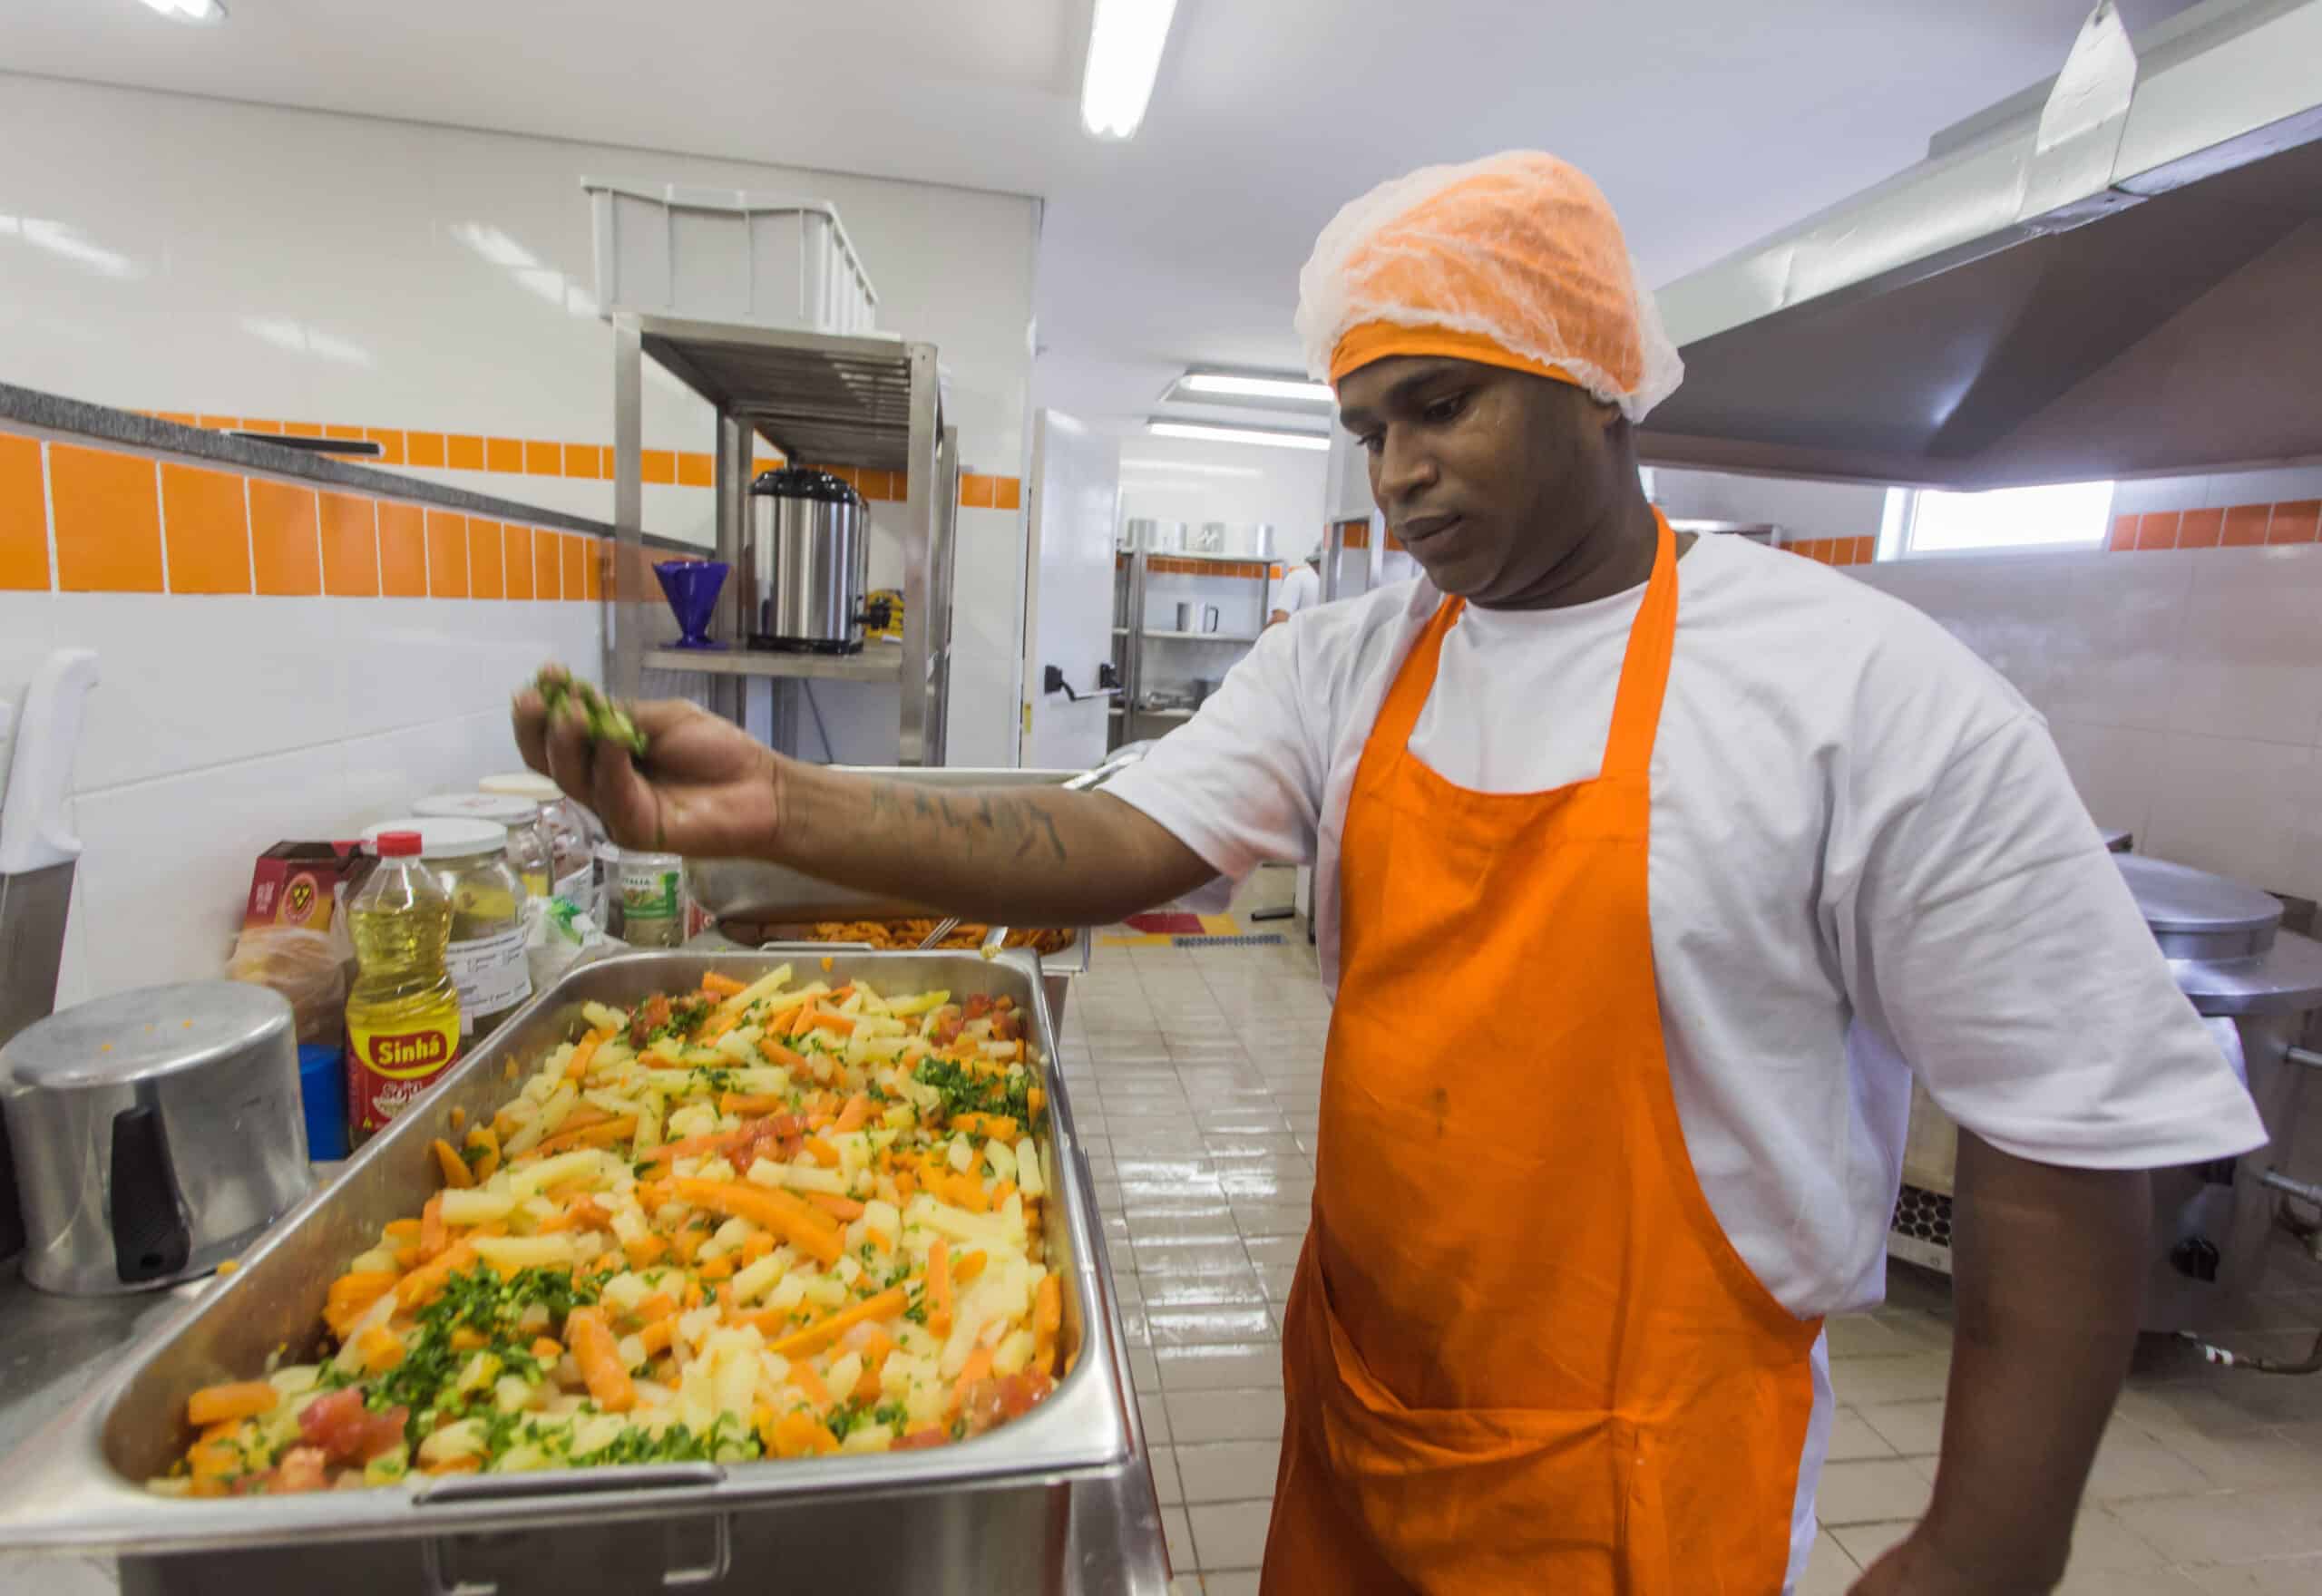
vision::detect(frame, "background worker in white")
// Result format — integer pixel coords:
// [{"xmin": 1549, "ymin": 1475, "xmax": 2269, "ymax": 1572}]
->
[{"xmin": 1268, "ymin": 550, "xmax": 1323, "ymax": 626}]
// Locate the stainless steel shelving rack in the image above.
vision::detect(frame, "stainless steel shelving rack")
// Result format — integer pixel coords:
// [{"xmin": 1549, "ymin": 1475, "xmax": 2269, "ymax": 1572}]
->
[
  {"xmin": 602, "ymin": 314, "xmax": 957, "ymax": 765},
  {"xmin": 1107, "ymin": 544, "xmax": 1274, "ymax": 750}
]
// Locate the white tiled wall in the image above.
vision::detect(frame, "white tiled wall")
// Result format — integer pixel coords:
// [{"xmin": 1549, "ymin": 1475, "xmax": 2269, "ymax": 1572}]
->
[
  {"xmin": 1852, "ymin": 543, "xmax": 2322, "ymax": 901},
  {"xmin": 1, "ymin": 587, "xmax": 599, "ymax": 1007}
]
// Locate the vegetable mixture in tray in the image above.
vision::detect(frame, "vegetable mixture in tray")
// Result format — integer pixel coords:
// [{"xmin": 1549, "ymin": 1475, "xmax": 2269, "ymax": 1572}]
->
[{"xmin": 158, "ymin": 966, "xmax": 1062, "ymax": 1496}]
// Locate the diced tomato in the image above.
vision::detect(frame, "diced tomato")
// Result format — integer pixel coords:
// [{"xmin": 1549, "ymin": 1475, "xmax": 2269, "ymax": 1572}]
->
[
  {"xmin": 930, "ymin": 1007, "xmax": 964, "ymax": 1046},
  {"xmin": 960, "ymin": 1370, "xmax": 1055, "ymax": 1436},
  {"xmin": 990, "ymin": 1010, "xmax": 1023, "ymax": 1042},
  {"xmin": 962, "ymin": 995, "xmax": 994, "ymax": 1021},
  {"xmin": 629, "ymin": 995, "xmax": 673, "ymax": 1049},
  {"xmin": 892, "ymin": 1426, "xmax": 951, "ymax": 1450},
  {"xmin": 298, "ymin": 1387, "xmax": 408, "ymax": 1464},
  {"xmin": 269, "ymin": 1445, "xmax": 331, "ymax": 1494}
]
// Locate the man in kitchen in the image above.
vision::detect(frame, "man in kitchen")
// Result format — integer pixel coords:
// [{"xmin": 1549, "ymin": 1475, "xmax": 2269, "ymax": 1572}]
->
[
  {"xmin": 517, "ymin": 151, "xmax": 2265, "ymax": 1595},
  {"xmin": 1268, "ymin": 549, "xmax": 1324, "ymax": 626}
]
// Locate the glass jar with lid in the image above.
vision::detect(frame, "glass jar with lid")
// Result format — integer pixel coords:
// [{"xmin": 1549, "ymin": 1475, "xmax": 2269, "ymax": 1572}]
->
[
  {"xmin": 415, "ymin": 793, "xmax": 552, "ymax": 900},
  {"xmin": 481, "ymin": 773, "xmax": 597, "ymax": 910},
  {"xmin": 360, "ymin": 818, "xmax": 533, "ymax": 1045}
]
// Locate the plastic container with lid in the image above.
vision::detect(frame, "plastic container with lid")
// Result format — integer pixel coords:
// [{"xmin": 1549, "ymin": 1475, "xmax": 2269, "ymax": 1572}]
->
[
  {"xmin": 415, "ymin": 792, "xmax": 553, "ymax": 900},
  {"xmin": 481, "ymin": 773, "xmax": 598, "ymax": 910},
  {"xmin": 360, "ymin": 819, "xmax": 533, "ymax": 1044}
]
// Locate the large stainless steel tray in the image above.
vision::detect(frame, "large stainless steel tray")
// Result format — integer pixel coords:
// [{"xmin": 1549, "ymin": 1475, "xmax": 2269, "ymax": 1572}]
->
[{"xmin": 0, "ymin": 950, "xmax": 1161, "ymax": 1594}]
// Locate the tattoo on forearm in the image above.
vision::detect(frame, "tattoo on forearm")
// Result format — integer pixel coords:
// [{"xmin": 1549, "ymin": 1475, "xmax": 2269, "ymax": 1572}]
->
[{"xmin": 857, "ymin": 780, "xmax": 1068, "ymax": 864}]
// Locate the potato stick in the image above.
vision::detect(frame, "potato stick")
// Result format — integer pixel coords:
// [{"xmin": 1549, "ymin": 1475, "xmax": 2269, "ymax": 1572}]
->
[
  {"xmin": 564, "ymin": 1309, "xmax": 636, "ymax": 1414},
  {"xmin": 430, "ymin": 1138, "xmax": 475, "ymax": 1190},
  {"xmin": 184, "ymin": 1381, "xmax": 278, "ymax": 1427}
]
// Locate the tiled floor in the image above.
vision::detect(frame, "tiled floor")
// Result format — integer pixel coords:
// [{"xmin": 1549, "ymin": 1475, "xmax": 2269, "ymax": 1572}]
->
[{"xmin": 1067, "ymin": 917, "xmax": 2322, "ymax": 1595}]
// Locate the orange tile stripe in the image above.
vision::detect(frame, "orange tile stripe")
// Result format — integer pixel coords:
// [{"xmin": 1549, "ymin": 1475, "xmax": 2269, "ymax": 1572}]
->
[
  {"xmin": 138, "ymin": 412, "xmax": 1023, "ymax": 509},
  {"xmin": 2108, "ymin": 499, "xmax": 2318, "ymax": 554},
  {"xmin": 0, "ymin": 424, "xmax": 609, "ymax": 600},
  {"xmin": 1784, "ymin": 535, "xmax": 1878, "ymax": 567}
]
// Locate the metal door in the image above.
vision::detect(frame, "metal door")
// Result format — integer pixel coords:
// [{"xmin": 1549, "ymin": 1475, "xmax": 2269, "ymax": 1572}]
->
[{"xmin": 1020, "ymin": 412, "xmax": 1121, "ymax": 769}]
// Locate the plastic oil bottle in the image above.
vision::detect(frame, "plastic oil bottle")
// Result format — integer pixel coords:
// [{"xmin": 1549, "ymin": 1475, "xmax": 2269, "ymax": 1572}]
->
[{"xmin": 343, "ymin": 830, "xmax": 463, "ymax": 1147}]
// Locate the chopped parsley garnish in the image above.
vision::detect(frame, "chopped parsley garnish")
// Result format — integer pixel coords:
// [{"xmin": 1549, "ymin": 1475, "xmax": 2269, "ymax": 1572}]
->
[
  {"xmin": 590, "ymin": 1413, "xmax": 757, "ymax": 1465},
  {"xmin": 912, "ymin": 1056, "xmax": 1038, "ymax": 1129},
  {"xmin": 361, "ymin": 1264, "xmax": 600, "ymax": 1444}
]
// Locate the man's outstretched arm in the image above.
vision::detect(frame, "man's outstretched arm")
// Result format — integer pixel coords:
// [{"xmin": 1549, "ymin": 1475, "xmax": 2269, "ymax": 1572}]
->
[{"xmin": 516, "ymin": 683, "xmax": 1216, "ymax": 927}]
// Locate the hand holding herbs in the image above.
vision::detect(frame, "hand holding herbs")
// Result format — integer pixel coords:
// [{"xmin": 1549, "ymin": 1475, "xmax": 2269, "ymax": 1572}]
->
[{"xmin": 533, "ymin": 668, "xmax": 649, "ymax": 757}]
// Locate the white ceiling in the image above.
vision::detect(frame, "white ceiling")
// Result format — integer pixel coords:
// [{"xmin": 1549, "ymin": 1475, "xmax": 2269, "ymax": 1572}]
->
[{"xmin": 1, "ymin": 0, "xmax": 2200, "ymax": 435}]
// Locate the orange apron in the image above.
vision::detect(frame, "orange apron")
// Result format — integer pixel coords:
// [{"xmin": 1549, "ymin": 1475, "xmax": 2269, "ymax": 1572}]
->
[{"xmin": 1261, "ymin": 514, "xmax": 1822, "ymax": 1594}]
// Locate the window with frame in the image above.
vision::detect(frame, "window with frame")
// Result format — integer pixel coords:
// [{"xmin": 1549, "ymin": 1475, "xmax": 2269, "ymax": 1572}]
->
[{"xmin": 1879, "ymin": 480, "xmax": 2116, "ymax": 560}]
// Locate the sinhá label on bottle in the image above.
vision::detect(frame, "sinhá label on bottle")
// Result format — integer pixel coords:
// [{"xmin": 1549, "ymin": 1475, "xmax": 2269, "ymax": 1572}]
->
[
  {"xmin": 345, "ymin": 1019, "xmax": 460, "ymax": 1134},
  {"xmin": 446, "ymin": 926, "xmax": 532, "ymax": 1036}
]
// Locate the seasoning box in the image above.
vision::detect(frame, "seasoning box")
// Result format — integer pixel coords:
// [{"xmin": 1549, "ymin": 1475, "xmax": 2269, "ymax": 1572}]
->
[{"xmin": 243, "ymin": 842, "xmax": 371, "ymax": 933}]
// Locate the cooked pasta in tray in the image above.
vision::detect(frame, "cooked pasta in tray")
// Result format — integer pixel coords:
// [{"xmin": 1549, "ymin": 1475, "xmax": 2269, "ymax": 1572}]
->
[{"xmin": 156, "ymin": 967, "xmax": 1061, "ymax": 1496}]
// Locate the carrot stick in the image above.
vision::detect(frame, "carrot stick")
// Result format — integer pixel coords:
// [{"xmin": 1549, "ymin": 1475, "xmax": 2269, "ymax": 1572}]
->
[
  {"xmin": 382, "ymin": 1218, "xmax": 422, "ymax": 1245},
  {"xmin": 806, "ymin": 1009, "xmax": 855, "ymax": 1036},
  {"xmin": 418, "ymin": 1195, "xmax": 448, "ymax": 1261},
  {"xmin": 185, "ymin": 1381, "xmax": 278, "ymax": 1426},
  {"xmin": 805, "ymin": 1192, "xmax": 864, "ymax": 1221},
  {"xmin": 430, "ymin": 1138, "xmax": 475, "ymax": 1190},
  {"xmin": 949, "ymin": 1346, "xmax": 994, "ymax": 1414},
  {"xmin": 787, "ymin": 1361, "xmax": 834, "ymax": 1411},
  {"xmin": 528, "ymin": 1114, "xmax": 637, "ymax": 1160},
  {"xmin": 563, "ymin": 1026, "xmax": 616, "ymax": 1082},
  {"xmin": 741, "ymin": 1231, "xmax": 776, "ymax": 1262},
  {"xmin": 769, "ymin": 1409, "xmax": 838, "ymax": 1458},
  {"xmin": 669, "ymin": 1178, "xmax": 844, "ymax": 1265},
  {"xmin": 803, "ymin": 1136, "xmax": 841, "ymax": 1169},
  {"xmin": 952, "ymin": 1250, "xmax": 988, "ymax": 1286},
  {"xmin": 1033, "ymin": 1273, "xmax": 1062, "ymax": 1375},
  {"xmin": 463, "ymin": 1125, "xmax": 501, "ymax": 1182},
  {"xmin": 531, "ymin": 1337, "xmax": 564, "ymax": 1362},
  {"xmin": 699, "ymin": 1009, "xmax": 741, "ymax": 1045},
  {"xmin": 623, "ymin": 1234, "xmax": 669, "ymax": 1269},
  {"xmin": 356, "ymin": 1325, "xmax": 405, "ymax": 1374},
  {"xmin": 756, "ymin": 1036, "xmax": 806, "ymax": 1069},
  {"xmin": 926, "ymin": 1241, "xmax": 954, "ymax": 1338},
  {"xmin": 763, "ymin": 1286, "xmax": 909, "ymax": 1360},
  {"xmin": 395, "ymin": 1239, "xmax": 478, "ymax": 1309},
  {"xmin": 833, "ymin": 1093, "xmax": 872, "ymax": 1134},
  {"xmin": 564, "ymin": 1308, "xmax": 636, "ymax": 1414},
  {"xmin": 324, "ymin": 1270, "xmax": 398, "ymax": 1335},
  {"xmin": 637, "ymin": 1317, "xmax": 678, "ymax": 1356},
  {"xmin": 1027, "ymin": 1086, "xmax": 1047, "ymax": 1118},
  {"xmin": 700, "ymin": 971, "xmax": 747, "ymax": 998}
]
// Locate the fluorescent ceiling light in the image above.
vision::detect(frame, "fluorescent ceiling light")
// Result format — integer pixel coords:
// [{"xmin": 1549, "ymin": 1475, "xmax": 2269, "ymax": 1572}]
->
[
  {"xmin": 1180, "ymin": 371, "xmax": 1333, "ymax": 404},
  {"xmin": 1120, "ymin": 460, "xmax": 1263, "ymax": 479},
  {"xmin": 138, "ymin": 0, "xmax": 228, "ymax": 23},
  {"xmin": 1149, "ymin": 421, "xmax": 1329, "ymax": 453},
  {"xmin": 1082, "ymin": 0, "xmax": 1177, "ymax": 139}
]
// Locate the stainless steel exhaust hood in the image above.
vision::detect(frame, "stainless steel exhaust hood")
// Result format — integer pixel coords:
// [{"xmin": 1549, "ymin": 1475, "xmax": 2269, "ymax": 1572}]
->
[{"xmin": 1641, "ymin": 0, "xmax": 2322, "ymax": 488}]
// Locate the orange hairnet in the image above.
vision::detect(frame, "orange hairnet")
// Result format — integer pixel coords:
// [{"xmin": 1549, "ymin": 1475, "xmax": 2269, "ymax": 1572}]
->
[{"xmin": 1296, "ymin": 151, "xmax": 1682, "ymax": 422}]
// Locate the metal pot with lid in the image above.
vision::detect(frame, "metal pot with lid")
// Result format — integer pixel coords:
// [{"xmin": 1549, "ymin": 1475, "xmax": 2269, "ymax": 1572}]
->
[
  {"xmin": 0, "ymin": 981, "xmax": 309, "ymax": 1295},
  {"xmin": 745, "ymin": 466, "xmax": 889, "ymax": 654}
]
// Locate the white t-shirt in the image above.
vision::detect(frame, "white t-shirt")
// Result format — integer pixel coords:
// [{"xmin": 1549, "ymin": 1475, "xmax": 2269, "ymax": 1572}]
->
[
  {"xmin": 1106, "ymin": 530, "xmax": 2267, "ymax": 1578},
  {"xmin": 1273, "ymin": 561, "xmax": 1322, "ymax": 619}
]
